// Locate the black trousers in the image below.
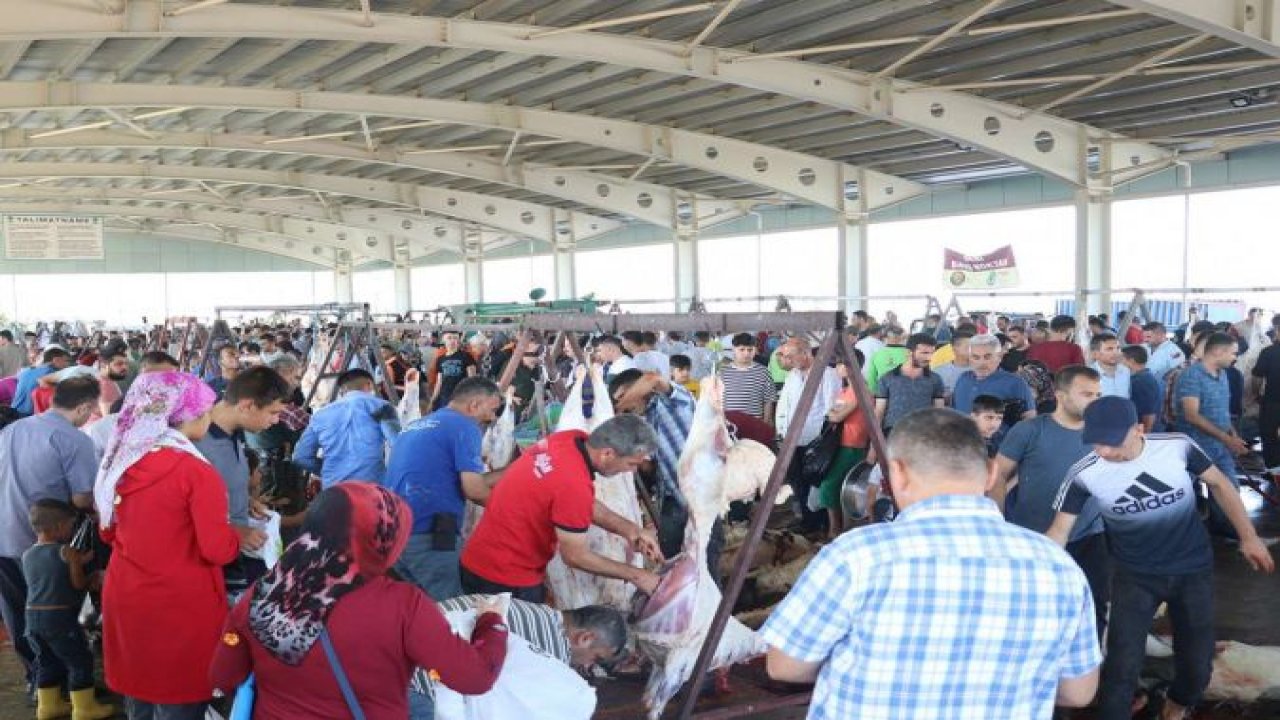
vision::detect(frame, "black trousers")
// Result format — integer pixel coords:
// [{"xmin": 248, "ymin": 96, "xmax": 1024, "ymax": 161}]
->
[
  {"xmin": 0, "ymin": 556, "xmax": 35, "ymax": 684},
  {"xmin": 1065, "ymin": 532, "xmax": 1111, "ymax": 640},
  {"xmin": 460, "ymin": 564, "xmax": 546, "ymax": 604}
]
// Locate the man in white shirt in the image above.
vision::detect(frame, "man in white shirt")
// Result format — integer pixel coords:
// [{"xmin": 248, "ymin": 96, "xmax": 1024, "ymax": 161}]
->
[
  {"xmin": 776, "ymin": 339, "xmax": 842, "ymax": 533},
  {"xmin": 853, "ymin": 325, "xmax": 885, "ymax": 368},
  {"xmin": 595, "ymin": 335, "xmax": 636, "ymax": 381},
  {"xmin": 622, "ymin": 331, "xmax": 670, "ymax": 377},
  {"xmin": 1089, "ymin": 332, "xmax": 1131, "ymax": 398},
  {"xmin": 1143, "ymin": 322, "xmax": 1185, "ymax": 380}
]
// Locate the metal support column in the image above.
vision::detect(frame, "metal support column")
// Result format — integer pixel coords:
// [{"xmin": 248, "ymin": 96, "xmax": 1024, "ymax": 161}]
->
[
  {"xmin": 333, "ymin": 250, "xmax": 354, "ymax": 304},
  {"xmin": 462, "ymin": 229, "xmax": 484, "ymax": 303},
  {"xmin": 837, "ymin": 170, "xmax": 871, "ymax": 315},
  {"xmin": 837, "ymin": 212, "xmax": 869, "ymax": 314},
  {"xmin": 674, "ymin": 229, "xmax": 699, "ymax": 313},
  {"xmin": 553, "ymin": 239, "xmax": 576, "ymax": 300},
  {"xmin": 1074, "ymin": 189, "xmax": 1113, "ymax": 323},
  {"xmin": 392, "ymin": 241, "xmax": 412, "ymax": 314}
]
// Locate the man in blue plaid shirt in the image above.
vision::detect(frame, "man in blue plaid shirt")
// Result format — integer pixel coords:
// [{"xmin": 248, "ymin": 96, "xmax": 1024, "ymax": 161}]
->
[{"xmin": 761, "ymin": 408, "xmax": 1101, "ymax": 719}]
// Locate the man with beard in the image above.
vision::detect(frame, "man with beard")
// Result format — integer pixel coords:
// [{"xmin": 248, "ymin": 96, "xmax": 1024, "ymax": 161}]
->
[
  {"xmin": 994, "ymin": 365, "xmax": 1109, "ymax": 634},
  {"xmin": 95, "ymin": 349, "xmax": 131, "ymax": 420}
]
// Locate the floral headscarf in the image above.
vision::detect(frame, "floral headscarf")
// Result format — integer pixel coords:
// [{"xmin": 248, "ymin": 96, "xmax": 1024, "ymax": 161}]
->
[
  {"xmin": 94, "ymin": 371, "xmax": 217, "ymax": 528},
  {"xmin": 248, "ymin": 482, "xmax": 412, "ymax": 665}
]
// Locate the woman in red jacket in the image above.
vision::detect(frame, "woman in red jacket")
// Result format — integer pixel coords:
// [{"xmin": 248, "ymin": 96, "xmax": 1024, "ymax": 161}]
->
[
  {"xmin": 211, "ymin": 482, "xmax": 508, "ymax": 719},
  {"xmin": 95, "ymin": 371, "xmax": 253, "ymax": 719}
]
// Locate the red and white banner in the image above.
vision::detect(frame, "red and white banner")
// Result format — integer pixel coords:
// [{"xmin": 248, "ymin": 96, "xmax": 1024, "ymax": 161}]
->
[{"xmin": 943, "ymin": 245, "xmax": 1019, "ymax": 289}]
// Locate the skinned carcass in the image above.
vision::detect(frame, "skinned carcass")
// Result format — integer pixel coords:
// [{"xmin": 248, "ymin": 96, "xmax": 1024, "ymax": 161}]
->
[
  {"xmin": 544, "ymin": 366, "xmax": 646, "ymax": 610},
  {"xmin": 632, "ymin": 376, "xmax": 767, "ymax": 719},
  {"xmin": 1239, "ymin": 320, "xmax": 1270, "ymax": 420},
  {"xmin": 461, "ymin": 387, "xmax": 519, "ymax": 543},
  {"xmin": 1205, "ymin": 641, "xmax": 1280, "ymax": 703}
]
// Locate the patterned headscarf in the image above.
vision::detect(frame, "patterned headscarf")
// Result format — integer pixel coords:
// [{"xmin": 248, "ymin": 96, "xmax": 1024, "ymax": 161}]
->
[
  {"xmin": 248, "ymin": 482, "xmax": 412, "ymax": 665},
  {"xmin": 94, "ymin": 371, "xmax": 217, "ymax": 528}
]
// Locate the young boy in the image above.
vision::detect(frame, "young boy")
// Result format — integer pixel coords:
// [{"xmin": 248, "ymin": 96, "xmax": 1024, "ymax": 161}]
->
[
  {"xmin": 970, "ymin": 394, "xmax": 1006, "ymax": 456},
  {"xmin": 669, "ymin": 354, "xmax": 701, "ymax": 397},
  {"xmin": 22, "ymin": 499, "xmax": 115, "ymax": 720}
]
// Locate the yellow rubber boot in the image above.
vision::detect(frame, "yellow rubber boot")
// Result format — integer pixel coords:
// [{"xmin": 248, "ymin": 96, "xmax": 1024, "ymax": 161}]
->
[
  {"xmin": 68, "ymin": 688, "xmax": 115, "ymax": 720},
  {"xmin": 35, "ymin": 687, "xmax": 71, "ymax": 720}
]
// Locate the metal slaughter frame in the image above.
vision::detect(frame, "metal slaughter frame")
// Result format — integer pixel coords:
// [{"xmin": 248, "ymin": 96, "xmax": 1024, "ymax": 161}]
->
[{"xmin": 521, "ymin": 311, "xmax": 888, "ymax": 719}]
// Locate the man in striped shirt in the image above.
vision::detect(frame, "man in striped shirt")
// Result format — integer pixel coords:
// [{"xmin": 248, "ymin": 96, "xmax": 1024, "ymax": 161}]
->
[
  {"xmin": 409, "ymin": 598, "xmax": 628, "ymax": 714},
  {"xmin": 720, "ymin": 332, "xmax": 777, "ymax": 423}
]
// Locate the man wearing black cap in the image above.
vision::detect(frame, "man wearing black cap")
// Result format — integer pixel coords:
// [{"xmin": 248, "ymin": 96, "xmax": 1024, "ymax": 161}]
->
[{"xmin": 1046, "ymin": 396, "xmax": 1274, "ymax": 720}]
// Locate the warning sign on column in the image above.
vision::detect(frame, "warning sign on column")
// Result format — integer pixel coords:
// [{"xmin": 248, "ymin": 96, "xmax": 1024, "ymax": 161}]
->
[{"xmin": 3, "ymin": 216, "xmax": 105, "ymax": 260}]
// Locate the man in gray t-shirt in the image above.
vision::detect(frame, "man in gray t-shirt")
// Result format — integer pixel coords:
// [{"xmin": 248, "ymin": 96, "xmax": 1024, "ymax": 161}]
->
[
  {"xmin": 192, "ymin": 367, "xmax": 288, "ymax": 595},
  {"xmin": 996, "ymin": 365, "xmax": 1109, "ymax": 634},
  {"xmin": 873, "ymin": 333, "xmax": 945, "ymax": 436},
  {"xmin": 0, "ymin": 378, "xmax": 99, "ymax": 690}
]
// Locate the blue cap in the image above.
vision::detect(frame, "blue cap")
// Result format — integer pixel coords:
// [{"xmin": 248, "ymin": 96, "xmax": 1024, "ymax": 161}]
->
[{"xmin": 1082, "ymin": 396, "xmax": 1139, "ymax": 447}]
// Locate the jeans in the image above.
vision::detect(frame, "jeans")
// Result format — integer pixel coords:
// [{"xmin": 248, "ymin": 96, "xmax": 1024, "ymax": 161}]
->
[
  {"xmin": 1096, "ymin": 567, "xmax": 1215, "ymax": 719},
  {"xmin": 1199, "ymin": 440, "xmax": 1241, "ymax": 540},
  {"xmin": 409, "ymin": 685, "xmax": 435, "ymax": 720},
  {"xmin": 459, "ymin": 564, "xmax": 545, "ymax": 603},
  {"xmin": 26, "ymin": 610, "xmax": 94, "ymax": 690},
  {"xmin": 0, "ymin": 556, "xmax": 35, "ymax": 685},
  {"xmin": 1065, "ymin": 532, "xmax": 1111, "ymax": 640},
  {"xmin": 396, "ymin": 534, "xmax": 463, "ymax": 601},
  {"xmin": 123, "ymin": 697, "xmax": 208, "ymax": 720}
]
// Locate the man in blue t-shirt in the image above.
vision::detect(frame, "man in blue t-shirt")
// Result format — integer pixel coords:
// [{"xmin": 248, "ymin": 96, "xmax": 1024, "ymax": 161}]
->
[
  {"xmin": 11, "ymin": 347, "xmax": 71, "ymax": 416},
  {"xmin": 995, "ymin": 365, "xmax": 1107, "ymax": 634},
  {"xmin": 1047, "ymin": 397, "xmax": 1273, "ymax": 720},
  {"xmin": 385, "ymin": 376, "xmax": 503, "ymax": 601},
  {"xmin": 1122, "ymin": 345, "xmax": 1162, "ymax": 432},
  {"xmin": 951, "ymin": 334, "xmax": 1036, "ymax": 431}
]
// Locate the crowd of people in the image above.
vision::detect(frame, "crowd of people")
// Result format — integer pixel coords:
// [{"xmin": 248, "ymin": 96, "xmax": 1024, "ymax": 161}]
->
[{"xmin": 0, "ymin": 306, "xmax": 1274, "ymax": 720}]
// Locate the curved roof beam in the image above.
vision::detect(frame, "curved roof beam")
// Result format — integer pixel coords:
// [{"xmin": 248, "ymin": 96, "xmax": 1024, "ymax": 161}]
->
[
  {"xmin": 0, "ymin": 1, "xmax": 1167, "ymax": 186},
  {"xmin": 2, "ymin": 200, "xmax": 383, "ymax": 266},
  {"xmin": 90, "ymin": 214, "xmax": 337, "ymax": 268},
  {"xmin": 0, "ymin": 196, "xmax": 463, "ymax": 263},
  {"xmin": 0, "ymin": 155, "xmax": 619, "ymax": 243},
  {"xmin": 0, "ymin": 184, "xmax": 503, "ymax": 256},
  {"xmin": 0, "ymin": 128, "xmax": 747, "ymax": 230},
  {"xmin": 1108, "ymin": 1, "xmax": 1280, "ymax": 59},
  {"xmin": 0, "ymin": 83, "xmax": 923, "ymax": 215}
]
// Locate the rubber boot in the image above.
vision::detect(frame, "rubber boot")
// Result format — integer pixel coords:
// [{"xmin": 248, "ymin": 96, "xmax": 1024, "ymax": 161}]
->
[
  {"xmin": 35, "ymin": 687, "xmax": 71, "ymax": 720},
  {"xmin": 69, "ymin": 688, "xmax": 115, "ymax": 720}
]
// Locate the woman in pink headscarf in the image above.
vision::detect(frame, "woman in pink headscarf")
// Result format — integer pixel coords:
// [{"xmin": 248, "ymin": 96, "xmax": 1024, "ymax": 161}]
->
[{"xmin": 96, "ymin": 371, "xmax": 258, "ymax": 719}]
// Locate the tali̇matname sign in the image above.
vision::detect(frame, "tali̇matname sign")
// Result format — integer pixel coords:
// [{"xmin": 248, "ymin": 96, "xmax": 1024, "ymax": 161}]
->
[
  {"xmin": 3, "ymin": 215, "xmax": 105, "ymax": 260},
  {"xmin": 943, "ymin": 245, "xmax": 1019, "ymax": 289}
]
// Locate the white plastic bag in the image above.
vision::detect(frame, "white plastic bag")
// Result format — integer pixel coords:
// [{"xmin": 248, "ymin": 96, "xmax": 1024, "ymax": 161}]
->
[
  {"xmin": 242, "ymin": 511, "xmax": 283, "ymax": 569},
  {"xmin": 432, "ymin": 610, "xmax": 596, "ymax": 720}
]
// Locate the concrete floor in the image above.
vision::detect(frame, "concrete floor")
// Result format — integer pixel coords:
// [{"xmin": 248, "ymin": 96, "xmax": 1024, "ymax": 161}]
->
[{"xmin": 2, "ymin": 486, "xmax": 1278, "ymax": 720}]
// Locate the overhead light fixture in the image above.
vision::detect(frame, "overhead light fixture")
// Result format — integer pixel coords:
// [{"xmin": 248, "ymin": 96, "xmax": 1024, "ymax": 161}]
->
[{"xmin": 1229, "ymin": 93, "xmax": 1254, "ymax": 108}]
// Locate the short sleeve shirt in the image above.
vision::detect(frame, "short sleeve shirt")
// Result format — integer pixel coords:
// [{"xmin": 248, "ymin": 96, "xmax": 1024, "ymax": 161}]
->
[
  {"xmin": 952, "ymin": 368, "xmax": 1036, "ymax": 427},
  {"xmin": 460, "ymin": 430, "xmax": 596, "ymax": 587},
  {"xmin": 720, "ymin": 363, "xmax": 778, "ymax": 418},
  {"xmin": 1251, "ymin": 343, "xmax": 1280, "ymax": 403},
  {"xmin": 875, "ymin": 367, "xmax": 945, "ymax": 430},
  {"xmin": 385, "ymin": 408, "xmax": 485, "ymax": 535},
  {"xmin": 193, "ymin": 422, "xmax": 251, "ymax": 527},
  {"xmin": 22, "ymin": 543, "xmax": 83, "ymax": 609},
  {"xmin": 1054, "ymin": 433, "xmax": 1214, "ymax": 574},
  {"xmin": 997, "ymin": 416, "xmax": 1102, "ymax": 540},
  {"xmin": 433, "ymin": 351, "xmax": 477, "ymax": 404},
  {"xmin": 1172, "ymin": 363, "xmax": 1231, "ymax": 450},
  {"xmin": 0, "ymin": 412, "xmax": 98, "ymax": 557},
  {"xmin": 1129, "ymin": 369, "xmax": 1163, "ymax": 429}
]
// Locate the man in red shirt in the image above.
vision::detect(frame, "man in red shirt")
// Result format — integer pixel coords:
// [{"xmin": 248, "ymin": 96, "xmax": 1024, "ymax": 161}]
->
[
  {"xmin": 460, "ymin": 414, "xmax": 663, "ymax": 602},
  {"xmin": 1027, "ymin": 314, "xmax": 1086, "ymax": 373}
]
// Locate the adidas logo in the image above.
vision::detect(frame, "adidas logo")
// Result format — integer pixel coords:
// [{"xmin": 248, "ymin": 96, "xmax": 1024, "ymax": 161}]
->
[{"xmin": 1112, "ymin": 473, "xmax": 1186, "ymax": 515}]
